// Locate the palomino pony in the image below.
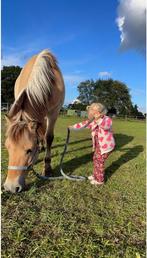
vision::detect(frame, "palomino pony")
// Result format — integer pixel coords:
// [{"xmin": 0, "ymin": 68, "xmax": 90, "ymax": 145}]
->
[{"xmin": 4, "ymin": 49, "xmax": 65, "ymax": 193}]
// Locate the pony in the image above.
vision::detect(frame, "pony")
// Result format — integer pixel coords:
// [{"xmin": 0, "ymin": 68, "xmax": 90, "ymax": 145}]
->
[{"xmin": 4, "ymin": 49, "xmax": 65, "ymax": 193}]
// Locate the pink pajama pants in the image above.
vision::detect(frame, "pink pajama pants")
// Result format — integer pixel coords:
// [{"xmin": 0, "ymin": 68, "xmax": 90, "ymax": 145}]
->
[{"xmin": 93, "ymin": 134, "xmax": 111, "ymax": 183}]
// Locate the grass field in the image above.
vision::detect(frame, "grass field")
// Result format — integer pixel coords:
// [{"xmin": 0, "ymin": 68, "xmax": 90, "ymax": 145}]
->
[{"xmin": 1, "ymin": 115, "xmax": 146, "ymax": 258}]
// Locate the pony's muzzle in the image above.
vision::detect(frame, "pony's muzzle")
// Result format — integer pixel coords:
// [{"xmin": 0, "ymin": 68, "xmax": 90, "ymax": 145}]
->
[
  {"xmin": 4, "ymin": 176, "xmax": 25, "ymax": 193},
  {"xmin": 4, "ymin": 183, "xmax": 23, "ymax": 193}
]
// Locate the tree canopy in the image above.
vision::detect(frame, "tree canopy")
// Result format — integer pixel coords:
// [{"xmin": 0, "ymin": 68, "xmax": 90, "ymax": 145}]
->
[
  {"xmin": 1, "ymin": 66, "xmax": 22, "ymax": 104},
  {"xmin": 77, "ymin": 79, "xmax": 134, "ymax": 115}
]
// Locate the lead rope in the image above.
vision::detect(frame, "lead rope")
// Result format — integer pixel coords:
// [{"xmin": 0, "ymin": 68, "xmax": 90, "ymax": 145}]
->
[{"xmin": 32, "ymin": 118, "xmax": 94, "ymax": 181}]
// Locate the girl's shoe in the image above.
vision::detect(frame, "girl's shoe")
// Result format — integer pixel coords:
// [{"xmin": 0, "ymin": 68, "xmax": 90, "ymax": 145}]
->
[
  {"xmin": 90, "ymin": 179, "xmax": 104, "ymax": 185},
  {"xmin": 88, "ymin": 175, "xmax": 94, "ymax": 180}
]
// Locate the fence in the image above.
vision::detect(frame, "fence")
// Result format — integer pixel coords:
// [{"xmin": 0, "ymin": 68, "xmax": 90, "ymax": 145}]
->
[
  {"xmin": 114, "ymin": 114, "xmax": 146, "ymax": 121},
  {"xmin": 64, "ymin": 109, "xmax": 146, "ymax": 121},
  {"xmin": 1, "ymin": 103, "xmax": 10, "ymax": 112},
  {"xmin": 2, "ymin": 105, "xmax": 145, "ymax": 121}
]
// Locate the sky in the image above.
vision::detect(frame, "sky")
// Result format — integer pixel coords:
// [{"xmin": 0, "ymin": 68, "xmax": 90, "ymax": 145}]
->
[{"xmin": 2, "ymin": 0, "xmax": 146, "ymax": 113}]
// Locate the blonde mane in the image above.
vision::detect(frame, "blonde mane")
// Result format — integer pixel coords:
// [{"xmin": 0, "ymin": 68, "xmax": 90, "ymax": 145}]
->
[{"xmin": 26, "ymin": 49, "xmax": 59, "ymax": 108}]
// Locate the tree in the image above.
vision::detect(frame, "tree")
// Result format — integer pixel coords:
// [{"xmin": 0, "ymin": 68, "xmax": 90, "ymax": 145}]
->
[
  {"xmin": 68, "ymin": 103, "xmax": 87, "ymax": 111},
  {"xmin": 77, "ymin": 79, "xmax": 133, "ymax": 115},
  {"xmin": 77, "ymin": 80, "xmax": 95, "ymax": 105},
  {"xmin": 1, "ymin": 66, "xmax": 22, "ymax": 104},
  {"xmin": 130, "ymin": 104, "xmax": 145, "ymax": 119}
]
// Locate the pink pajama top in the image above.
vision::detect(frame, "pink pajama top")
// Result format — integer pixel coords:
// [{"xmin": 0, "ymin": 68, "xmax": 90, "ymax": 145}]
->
[{"xmin": 72, "ymin": 115, "xmax": 115, "ymax": 155}]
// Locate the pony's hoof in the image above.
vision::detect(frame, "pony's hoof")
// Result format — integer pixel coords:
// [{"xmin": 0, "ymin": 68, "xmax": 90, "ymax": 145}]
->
[{"xmin": 42, "ymin": 167, "xmax": 53, "ymax": 177}]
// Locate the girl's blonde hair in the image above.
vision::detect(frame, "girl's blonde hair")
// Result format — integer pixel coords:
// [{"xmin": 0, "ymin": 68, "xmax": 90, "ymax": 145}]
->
[{"xmin": 86, "ymin": 103, "xmax": 107, "ymax": 115}]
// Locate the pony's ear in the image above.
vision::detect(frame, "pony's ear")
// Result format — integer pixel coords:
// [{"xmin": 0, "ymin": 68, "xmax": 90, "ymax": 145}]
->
[
  {"xmin": 8, "ymin": 90, "xmax": 27, "ymax": 118},
  {"xmin": 28, "ymin": 121, "xmax": 38, "ymax": 133},
  {"xmin": 5, "ymin": 114, "xmax": 11, "ymax": 124}
]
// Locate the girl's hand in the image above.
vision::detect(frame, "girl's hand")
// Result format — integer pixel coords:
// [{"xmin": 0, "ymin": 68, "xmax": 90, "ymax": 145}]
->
[{"xmin": 68, "ymin": 126, "xmax": 73, "ymax": 129}]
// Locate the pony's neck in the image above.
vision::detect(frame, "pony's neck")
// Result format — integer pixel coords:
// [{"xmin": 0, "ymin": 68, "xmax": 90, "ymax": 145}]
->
[
  {"xmin": 22, "ymin": 96, "xmax": 46, "ymax": 122},
  {"xmin": 23, "ymin": 106, "xmax": 45, "ymax": 122}
]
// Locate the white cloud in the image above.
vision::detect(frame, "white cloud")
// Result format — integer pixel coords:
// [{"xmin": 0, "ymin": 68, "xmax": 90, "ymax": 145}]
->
[
  {"xmin": 116, "ymin": 0, "xmax": 146, "ymax": 54},
  {"xmin": 98, "ymin": 71, "xmax": 112, "ymax": 78}
]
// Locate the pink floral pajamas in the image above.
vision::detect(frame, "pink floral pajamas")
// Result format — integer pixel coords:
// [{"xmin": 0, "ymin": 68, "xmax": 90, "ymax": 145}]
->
[
  {"xmin": 71, "ymin": 116, "xmax": 115, "ymax": 183},
  {"xmin": 93, "ymin": 130, "xmax": 110, "ymax": 182}
]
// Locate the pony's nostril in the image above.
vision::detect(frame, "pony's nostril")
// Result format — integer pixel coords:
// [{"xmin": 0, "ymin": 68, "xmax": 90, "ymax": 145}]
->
[
  {"xmin": 3, "ymin": 183, "xmax": 8, "ymax": 191},
  {"xmin": 15, "ymin": 186, "xmax": 22, "ymax": 193}
]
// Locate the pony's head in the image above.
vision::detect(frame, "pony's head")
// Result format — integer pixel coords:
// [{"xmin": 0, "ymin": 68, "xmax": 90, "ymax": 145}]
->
[{"xmin": 4, "ymin": 116, "xmax": 39, "ymax": 193}]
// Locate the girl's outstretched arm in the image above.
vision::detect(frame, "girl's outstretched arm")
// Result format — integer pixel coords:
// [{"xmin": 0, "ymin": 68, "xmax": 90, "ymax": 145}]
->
[{"xmin": 69, "ymin": 120, "xmax": 92, "ymax": 130}]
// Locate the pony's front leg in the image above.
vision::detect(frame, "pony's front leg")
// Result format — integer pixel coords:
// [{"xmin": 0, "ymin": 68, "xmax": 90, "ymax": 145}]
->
[
  {"xmin": 42, "ymin": 134, "xmax": 54, "ymax": 176},
  {"xmin": 42, "ymin": 116, "xmax": 57, "ymax": 177}
]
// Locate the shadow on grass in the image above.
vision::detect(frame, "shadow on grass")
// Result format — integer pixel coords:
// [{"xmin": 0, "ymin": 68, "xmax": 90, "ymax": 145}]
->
[
  {"xmin": 52, "ymin": 137, "xmax": 91, "ymax": 149},
  {"xmin": 54, "ymin": 152, "xmax": 93, "ymax": 176},
  {"xmin": 35, "ymin": 145, "xmax": 92, "ymax": 165},
  {"xmin": 105, "ymin": 145, "xmax": 144, "ymax": 181},
  {"xmin": 27, "ymin": 152, "xmax": 93, "ymax": 190},
  {"xmin": 3, "ymin": 133, "xmax": 142, "ymax": 192},
  {"xmin": 114, "ymin": 134, "xmax": 134, "ymax": 150},
  {"xmin": 36, "ymin": 133, "xmax": 134, "ymax": 164},
  {"xmin": 28, "ymin": 143, "xmax": 143, "ymax": 190},
  {"xmin": 53, "ymin": 143, "xmax": 144, "ymax": 180},
  {"xmin": 53, "ymin": 133, "xmax": 134, "ymax": 150},
  {"xmin": 35, "ymin": 137, "xmax": 92, "ymax": 165}
]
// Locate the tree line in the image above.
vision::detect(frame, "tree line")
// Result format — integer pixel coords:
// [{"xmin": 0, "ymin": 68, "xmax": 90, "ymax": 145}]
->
[
  {"xmin": 1, "ymin": 66, "xmax": 145, "ymax": 118},
  {"xmin": 69, "ymin": 79, "xmax": 145, "ymax": 118}
]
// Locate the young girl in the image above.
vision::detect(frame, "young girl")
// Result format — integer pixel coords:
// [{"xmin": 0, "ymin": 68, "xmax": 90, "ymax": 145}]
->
[{"xmin": 69, "ymin": 103, "xmax": 115, "ymax": 185}]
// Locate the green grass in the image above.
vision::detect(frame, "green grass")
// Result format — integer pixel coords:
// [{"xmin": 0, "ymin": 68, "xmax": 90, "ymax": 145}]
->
[{"xmin": 1, "ymin": 115, "xmax": 146, "ymax": 258}]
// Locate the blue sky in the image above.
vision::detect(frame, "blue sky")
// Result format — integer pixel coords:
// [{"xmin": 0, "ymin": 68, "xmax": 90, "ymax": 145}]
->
[{"xmin": 2, "ymin": 0, "xmax": 146, "ymax": 112}]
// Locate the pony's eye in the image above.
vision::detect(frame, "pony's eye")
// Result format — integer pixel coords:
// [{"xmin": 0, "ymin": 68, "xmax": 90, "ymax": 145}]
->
[{"xmin": 26, "ymin": 149, "xmax": 32, "ymax": 154}]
